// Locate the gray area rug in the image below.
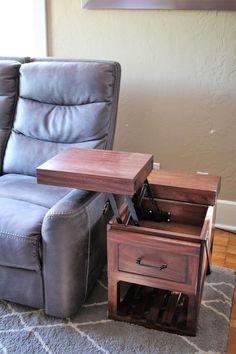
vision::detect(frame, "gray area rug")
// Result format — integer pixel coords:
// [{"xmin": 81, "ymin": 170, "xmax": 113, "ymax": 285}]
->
[{"xmin": 0, "ymin": 266, "xmax": 235, "ymax": 354}]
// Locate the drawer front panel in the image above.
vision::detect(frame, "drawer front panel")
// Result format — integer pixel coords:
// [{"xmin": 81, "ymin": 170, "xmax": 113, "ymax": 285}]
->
[{"xmin": 118, "ymin": 243, "xmax": 189, "ymax": 284}]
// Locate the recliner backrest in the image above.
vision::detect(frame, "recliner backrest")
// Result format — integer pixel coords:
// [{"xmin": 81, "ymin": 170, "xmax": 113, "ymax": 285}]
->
[{"xmin": 2, "ymin": 59, "xmax": 120, "ymax": 176}]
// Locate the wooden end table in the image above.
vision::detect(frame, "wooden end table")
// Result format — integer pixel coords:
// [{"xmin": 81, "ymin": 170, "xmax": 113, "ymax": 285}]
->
[
  {"xmin": 37, "ymin": 148, "xmax": 220, "ymax": 336},
  {"xmin": 108, "ymin": 169, "xmax": 220, "ymax": 336}
]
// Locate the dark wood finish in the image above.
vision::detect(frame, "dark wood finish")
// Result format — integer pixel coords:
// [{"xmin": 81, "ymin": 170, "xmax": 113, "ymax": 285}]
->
[
  {"xmin": 107, "ymin": 169, "xmax": 220, "ymax": 336},
  {"xmin": 118, "ymin": 242, "xmax": 191, "ymax": 284},
  {"xmin": 83, "ymin": 0, "xmax": 236, "ymax": 11},
  {"xmin": 148, "ymin": 169, "xmax": 221, "ymax": 206},
  {"xmin": 37, "ymin": 148, "xmax": 153, "ymax": 195},
  {"xmin": 107, "ymin": 224, "xmax": 207, "ymax": 335},
  {"xmin": 141, "ymin": 198, "xmax": 208, "ymax": 225},
  {"xmin": 186, "ymin": 294, "xmax": 199, "ymax": 334},
  {"xmin": 108, "ymin": 227, "xmax": 200, "ymax": 294},
  {"xmin": 109, "ymin": 199, "xmax": 213, "ymax": 243},
  {"xmin": 112, "ymin": 284, "xmax": 197, "ymax": 336}
]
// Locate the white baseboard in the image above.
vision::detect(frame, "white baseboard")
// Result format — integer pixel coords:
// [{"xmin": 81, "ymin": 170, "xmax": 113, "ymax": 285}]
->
[{"xmin": 215, "ymin": 200, "xmax": 236, "ymax": 233}]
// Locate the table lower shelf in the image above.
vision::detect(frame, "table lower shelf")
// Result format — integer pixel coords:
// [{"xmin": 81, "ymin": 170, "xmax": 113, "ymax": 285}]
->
[{"xmin": 109, "ymin": 283, "xmax": 198, "ymax": 336}]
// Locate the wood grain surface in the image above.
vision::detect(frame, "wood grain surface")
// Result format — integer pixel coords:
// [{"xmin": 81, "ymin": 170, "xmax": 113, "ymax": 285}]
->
[
  {"xmin": 37, "ymin": 148, "xmax": 153, "ymax": 195},
  {"xmin": 148, "ymin": 169, "xmax": 221, "ymax": 205}
]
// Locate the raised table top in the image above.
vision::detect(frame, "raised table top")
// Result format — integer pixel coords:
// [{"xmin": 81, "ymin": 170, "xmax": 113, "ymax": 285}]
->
[{"xmin": 37, "ymin": 148, "xmax": 153, "ymax": 195}]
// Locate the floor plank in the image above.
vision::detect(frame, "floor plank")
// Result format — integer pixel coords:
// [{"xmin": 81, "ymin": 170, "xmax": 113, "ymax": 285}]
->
[{"xmin": 212, "ymin": 229, "xmax": 236, "ymax": 354}]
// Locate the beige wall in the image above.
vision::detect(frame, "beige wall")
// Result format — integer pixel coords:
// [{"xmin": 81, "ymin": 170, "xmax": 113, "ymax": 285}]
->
[{"xmin": 47, "ymin": 0, "xmax": 236, "ymax": 200}]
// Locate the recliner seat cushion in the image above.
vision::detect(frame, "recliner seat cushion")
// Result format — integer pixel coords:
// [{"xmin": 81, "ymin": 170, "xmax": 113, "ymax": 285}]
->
[
  {"xmin": 0, "ymin": 174, "xmax": 72, "ymax": 271},
  {"xmin": 0, "ymin": 174, "xmax": 71, "ymax": 208},
  {"xmin": 0, "ymin": 197, "xmax": 46, "ymax": 271}
]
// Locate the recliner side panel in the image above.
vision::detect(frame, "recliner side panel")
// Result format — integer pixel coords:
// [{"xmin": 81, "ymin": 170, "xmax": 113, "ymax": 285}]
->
[{"xmin": 0, "ymin": 61, "xmax": 21, "ymax": 174}]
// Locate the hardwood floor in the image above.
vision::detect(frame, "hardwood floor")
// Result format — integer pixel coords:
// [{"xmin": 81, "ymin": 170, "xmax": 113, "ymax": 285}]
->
[{"xmin": 211, "ymin": 229, "xmax": 236, "ymax": 354}]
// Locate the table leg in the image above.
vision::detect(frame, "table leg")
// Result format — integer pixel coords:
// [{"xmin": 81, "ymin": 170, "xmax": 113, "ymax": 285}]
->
[
  {"xmin": 186, "ymin": 295, "xmax": 198, "ymax": 334},
  {"xmin": 108, "ymin": 278, "xmax": 120, "ymax": 318}
]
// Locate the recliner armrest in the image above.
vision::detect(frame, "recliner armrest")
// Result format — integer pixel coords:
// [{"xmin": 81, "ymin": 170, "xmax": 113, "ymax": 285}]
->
[{"xmin": 42, "ymin": 189, "xmax": 107, "ymax": 318}]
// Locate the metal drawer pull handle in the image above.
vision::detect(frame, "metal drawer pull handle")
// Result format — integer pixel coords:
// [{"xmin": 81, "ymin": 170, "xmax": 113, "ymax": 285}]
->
[{"xmin": 136, "ymin": 258, "xmax": 167, "ymax": 270}]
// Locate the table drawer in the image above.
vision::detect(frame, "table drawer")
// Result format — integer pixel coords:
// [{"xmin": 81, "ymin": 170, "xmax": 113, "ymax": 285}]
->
[
  {"xmin": 108, "ymin": 200, "xmax": 212, "ymax": 294},
  {"xmin": 108, "ymin": 228, "xmax": 201, "ymax": 294},
  {"xmin": 118, "ymin": 243, "xmax": 189, "ymax": 284}
]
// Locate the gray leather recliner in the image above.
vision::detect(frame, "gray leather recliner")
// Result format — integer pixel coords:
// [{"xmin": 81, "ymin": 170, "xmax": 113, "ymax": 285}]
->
[{"xmin": 0, "ymin": 57, "xmax": 121, "ymax": 317}]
